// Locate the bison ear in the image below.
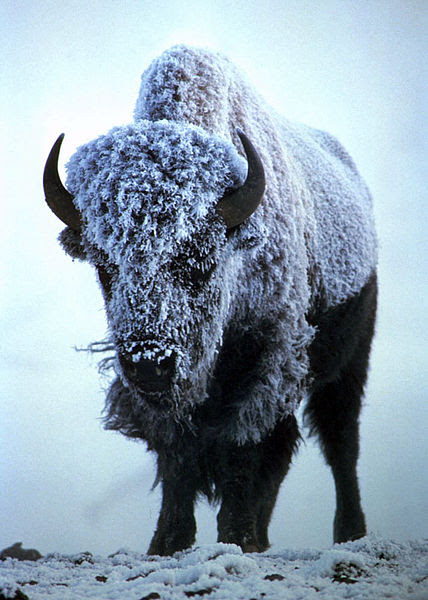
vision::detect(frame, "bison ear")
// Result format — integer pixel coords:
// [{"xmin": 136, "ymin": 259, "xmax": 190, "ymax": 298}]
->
[
  {"xmin": 216, "ymin": 129, "xmax": 265, "ymax": 229},
  {"xmin": 58, "ymin": 226, "xmax": 87, "ymax": 260},
  {"xmin": 43, "ymin": 134, "xmax": 82, "ymax": 231}
]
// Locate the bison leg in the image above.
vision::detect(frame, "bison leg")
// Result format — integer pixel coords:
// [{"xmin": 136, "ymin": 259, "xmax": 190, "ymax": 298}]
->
[
  {"xmin": 305, "ymin": 309, "xmax": 377, "ymax": 545},
  {"xmin": 306, "ymin": 272, "xmax": 377, "ymax": 543},
  {"xmin": 305, "ymin": 371, "xmax": 367, "ymax": 543},
  {"xmin": 216, "ymin": 415, "xmax": 299, "ymax": 552},
  {"xmin": 148, "ymin": 454, "xmax": 198, "ymax": 556},
  {"xmin": 255, "ymin": 415, "xmax": 300, "ymax": 549}
]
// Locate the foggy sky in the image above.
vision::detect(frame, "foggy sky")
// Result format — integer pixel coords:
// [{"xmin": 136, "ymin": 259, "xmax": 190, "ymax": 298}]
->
[{"xmin": 1, "ymin": 0, "xmax": 426, "ymax": 555}]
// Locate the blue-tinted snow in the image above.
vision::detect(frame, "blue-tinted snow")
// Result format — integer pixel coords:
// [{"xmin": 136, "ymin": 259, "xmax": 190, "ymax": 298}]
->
[{"xmin": 1, "ymin": 536, "xmax": 426, "ymax": 599}]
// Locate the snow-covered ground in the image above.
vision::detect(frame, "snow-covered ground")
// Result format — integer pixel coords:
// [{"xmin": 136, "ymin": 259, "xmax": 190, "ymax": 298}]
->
[{"xmin": 0, "ymin": 536, "xmax": 426, "ymax": 600}]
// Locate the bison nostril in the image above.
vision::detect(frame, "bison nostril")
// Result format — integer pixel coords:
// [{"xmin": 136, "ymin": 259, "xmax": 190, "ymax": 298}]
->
[{"xmin": 120, "ymin": 352, "xmax": 175, "ymax": 392}]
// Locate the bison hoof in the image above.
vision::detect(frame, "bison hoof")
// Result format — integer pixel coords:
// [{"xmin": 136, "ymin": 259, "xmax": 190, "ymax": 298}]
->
[
  {"xmin": 333, "ymin": 509, "xmax": 366, "ymax": 544},
  {"xmin": 240, "ymin": 542, "xmax": 263, "ymax": 553},
  {"xmin": 147, "ymin": 532, "xmax": 195, "ymax": 556}
]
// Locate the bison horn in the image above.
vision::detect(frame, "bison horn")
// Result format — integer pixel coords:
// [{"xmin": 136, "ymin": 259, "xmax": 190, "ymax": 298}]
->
[
  {"xmin": 43, "ymin": 134, "xmax": 81, "ymax": 231},
  {"xmin": 216, "ymin": 129, "xmax": 265, "ymax": 229}
]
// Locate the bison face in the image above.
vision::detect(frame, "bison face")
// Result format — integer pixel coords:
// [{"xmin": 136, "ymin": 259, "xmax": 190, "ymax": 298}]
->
[
  {"xmin": 48, "ymin": 121, "xmax": 265, "ymax": 415},
  {"xmin": 93, "ymin": 215, "xmax": 233, "ymax": 405}
]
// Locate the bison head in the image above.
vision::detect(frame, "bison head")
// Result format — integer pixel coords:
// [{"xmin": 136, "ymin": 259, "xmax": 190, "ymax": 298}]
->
[{"xmin": 44, "ymin": 121, "xmax": 265, "ymax": 418}]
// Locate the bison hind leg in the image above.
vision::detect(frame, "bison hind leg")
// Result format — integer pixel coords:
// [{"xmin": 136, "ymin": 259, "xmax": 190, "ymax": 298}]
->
[
  {"xmin": 306, "ymin": 272, "xmax": 377, "ymax": 543},
  {"xmin": 305, "ymin": 336, "xmax": 375, "ymax": 543}
]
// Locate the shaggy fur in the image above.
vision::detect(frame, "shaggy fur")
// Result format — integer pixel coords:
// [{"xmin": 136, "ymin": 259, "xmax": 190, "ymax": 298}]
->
[{"xmin": 56, "ymin": 45, "xmax": 377, "ymax": 554}]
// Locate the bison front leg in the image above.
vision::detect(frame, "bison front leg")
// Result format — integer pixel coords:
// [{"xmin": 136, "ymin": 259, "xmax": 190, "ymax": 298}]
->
[
  {"xmin": 216, "ymin": 416, "xmax": 299, "ymax": 552},
  {"xmin": 216, "ymin": 469, "xmax": 260, "ymax": 552},
  {"xmin": 148, "ymin": 454, "xmax": 197, "ymax": 556}
]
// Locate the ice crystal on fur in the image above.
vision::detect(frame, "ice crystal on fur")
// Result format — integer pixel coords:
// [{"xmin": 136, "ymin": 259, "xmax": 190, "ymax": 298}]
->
[{"xmin": 60, "ymin": 45, "xmax": 377, "ymax": 444}]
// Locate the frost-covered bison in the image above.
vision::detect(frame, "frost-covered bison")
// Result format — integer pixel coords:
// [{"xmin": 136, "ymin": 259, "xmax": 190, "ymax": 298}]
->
[{"xmin": 43, "ymin": 46, "xmax": 377, "ymax": 555}]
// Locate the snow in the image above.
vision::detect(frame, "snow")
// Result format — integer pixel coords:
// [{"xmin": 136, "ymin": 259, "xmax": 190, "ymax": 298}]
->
[{"xmin": 1, "ymin": 536, "xmax": 426, "ymax": 599}]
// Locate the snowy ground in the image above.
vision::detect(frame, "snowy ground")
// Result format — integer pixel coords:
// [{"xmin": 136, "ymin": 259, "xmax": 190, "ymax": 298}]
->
[{"xmin": 0, "ymin": 536, "xmax": 426, "ymax": 600}]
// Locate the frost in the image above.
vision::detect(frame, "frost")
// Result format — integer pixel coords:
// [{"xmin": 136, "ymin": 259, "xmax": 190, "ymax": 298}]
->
[
  {"xmin": 307, "ymin": 548, "xmax": 371, "ymax": 578},
  {"xmin": 59, "ymin": 45, "xmax": 377, "ymax": 444}
]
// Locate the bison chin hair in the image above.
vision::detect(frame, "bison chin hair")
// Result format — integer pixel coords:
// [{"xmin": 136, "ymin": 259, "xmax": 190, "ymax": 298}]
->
[
  {"xmin": 115, "ymin": 349, "xmax": 217, "ymax": 418},
  {"xmin": 80, "ymin": 331, "xmax": 222, "ymax": 423}
]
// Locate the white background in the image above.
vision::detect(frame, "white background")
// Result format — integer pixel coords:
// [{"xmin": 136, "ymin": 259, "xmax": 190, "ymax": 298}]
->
[{"xmin": 1, "ymin": 0, "xmax": 426, "ymax": 555}]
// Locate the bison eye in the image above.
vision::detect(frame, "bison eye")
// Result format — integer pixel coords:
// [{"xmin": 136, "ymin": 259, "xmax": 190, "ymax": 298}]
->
[
  {"xmin": 189, "ymin": 261, "xmax": 216, "ymax": 285},
  {"xmin": 169, "ymin": 256, "xmax": 216, "ymax": 291}
]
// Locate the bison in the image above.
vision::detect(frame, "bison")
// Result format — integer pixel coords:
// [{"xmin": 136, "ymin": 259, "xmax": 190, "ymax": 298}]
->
[{"xmin": 43, "ymin": 45, "xmax": 377, "ymax": 555}]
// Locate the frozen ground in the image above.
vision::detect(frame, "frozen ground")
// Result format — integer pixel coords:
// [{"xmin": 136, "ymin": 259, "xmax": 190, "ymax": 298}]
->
[{"xmin": 0, "ymin": 535, "xmax": 426, "ymax": 600}]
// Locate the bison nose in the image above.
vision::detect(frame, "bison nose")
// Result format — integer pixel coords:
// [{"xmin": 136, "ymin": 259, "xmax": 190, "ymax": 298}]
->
[{"xmin": 120, "ymin": 353, "xmax": 175, "ymax": 392}]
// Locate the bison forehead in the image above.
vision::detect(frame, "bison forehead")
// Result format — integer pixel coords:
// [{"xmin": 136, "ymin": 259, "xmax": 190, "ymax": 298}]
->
[{"xmin": 66, "ymin": 120, "xmax": 246, "ymax": 265}]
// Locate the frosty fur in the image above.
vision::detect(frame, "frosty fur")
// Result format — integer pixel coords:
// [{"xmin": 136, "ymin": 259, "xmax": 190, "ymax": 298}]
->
[
  {"xmin": 60, "ymin": 45, "xmax": 376, "ymax": 446},
  {"xmin": 57, "ymin": 45, "xmax": 378, "ymax": 554}
]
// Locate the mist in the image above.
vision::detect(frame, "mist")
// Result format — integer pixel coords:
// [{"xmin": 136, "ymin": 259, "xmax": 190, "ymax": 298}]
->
[{"xmin": 1, "ymin": 0, "xmax": 426, "ymax": 555}]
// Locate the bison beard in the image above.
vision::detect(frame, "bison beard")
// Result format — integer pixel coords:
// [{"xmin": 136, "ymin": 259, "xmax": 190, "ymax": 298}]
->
[{"xmin": 43, "ymin": 45, "xmax": 377, "ymax": 555}]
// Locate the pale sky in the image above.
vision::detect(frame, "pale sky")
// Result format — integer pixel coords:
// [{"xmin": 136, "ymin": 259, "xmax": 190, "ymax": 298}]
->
[{"xmin": 1, "ymin": 0, "xmax": 426, "ymax": 555}]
